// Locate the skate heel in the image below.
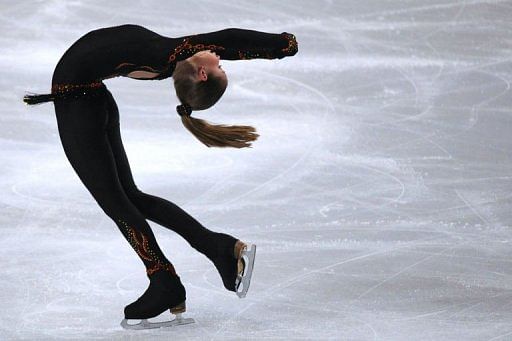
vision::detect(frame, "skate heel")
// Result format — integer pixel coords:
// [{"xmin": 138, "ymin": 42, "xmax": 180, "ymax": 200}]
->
[
  {"xmin": 234, "ymin": 242, "xmax": 256, "ymax": 298},
  {"xmin": 170, "ymin": 301, "xmax": 186, "ymax": 315},
  {"xmin": 169, "ymin": 301, "xmax": 194, "ymax": 326},
  {"xmin": 234, "ymin": 240, "xmax": 247, "ymax": 275},
  {"xmin": 234, "ymin": 240, "xmax": 247, "ymax": 258}
]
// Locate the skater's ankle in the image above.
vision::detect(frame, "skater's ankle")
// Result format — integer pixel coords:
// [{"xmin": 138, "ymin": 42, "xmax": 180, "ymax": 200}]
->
[
  {"xmin": 205, "ymin": 232, "xmax": 238, "ymax": 259},
  {"xmin": 147, "ymin": 263, "xmax": 178, "ymax": 279}
]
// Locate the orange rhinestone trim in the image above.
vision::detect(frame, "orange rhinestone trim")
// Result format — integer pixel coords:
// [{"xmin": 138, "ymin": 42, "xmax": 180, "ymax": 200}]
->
[
  {"xmin": 147, "ymin": 263, "xmax": 176, "ymax": 276},
  {"xmin": 168, "ymin": 37, "xmax": 225, "ymax": 63},
  {"xmin": 51, "ymin": 81, "xmax": 104, "ymax": 94},
  {"xmin": 117, "ymin": 219, "xmax": 176, "ymax": 276}
]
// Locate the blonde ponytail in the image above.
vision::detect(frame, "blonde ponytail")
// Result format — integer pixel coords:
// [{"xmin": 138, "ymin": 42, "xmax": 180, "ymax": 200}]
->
[
  {"xmin": 173, "ymin": 60, "xmax": 259, "ymax": 148},
  {"xmin": 179, "ymin": 113, "xmax": 258, "ymax": 148}
]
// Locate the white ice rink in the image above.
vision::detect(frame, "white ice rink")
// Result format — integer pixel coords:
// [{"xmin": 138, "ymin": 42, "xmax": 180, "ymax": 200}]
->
[{"xmin": 1, "ymin": 0, "xmax": 512, "ymax": 340}]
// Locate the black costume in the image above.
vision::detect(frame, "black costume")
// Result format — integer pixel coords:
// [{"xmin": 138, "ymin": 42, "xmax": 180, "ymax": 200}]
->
[{"xmin": 23, "ymin": 24, "xmax": 297, "ymax": 320}]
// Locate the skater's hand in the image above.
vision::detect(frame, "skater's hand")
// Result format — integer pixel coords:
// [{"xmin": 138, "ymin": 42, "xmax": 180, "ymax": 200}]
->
[{"xmin": 276, "ymin": 32, "xmax": 298, "ymax": 59}]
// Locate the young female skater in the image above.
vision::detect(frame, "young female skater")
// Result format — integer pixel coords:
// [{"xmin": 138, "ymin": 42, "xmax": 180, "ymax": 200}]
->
[{"xmin": 23, "ymin": 24, "xmax": 298, "ymax": 329}]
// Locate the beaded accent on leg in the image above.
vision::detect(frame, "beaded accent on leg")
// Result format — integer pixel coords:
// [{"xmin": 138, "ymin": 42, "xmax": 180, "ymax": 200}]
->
[
  {"xmin": 147, "ymin": 263, "xmax": 176, "ymax": 276},
  {"xmin": 126, "ymin": 225, "xmax": 153, "ymax": 262},
  {"xmin": 117, "ymin": 219, "xmax": 176, "ymax": 276}
]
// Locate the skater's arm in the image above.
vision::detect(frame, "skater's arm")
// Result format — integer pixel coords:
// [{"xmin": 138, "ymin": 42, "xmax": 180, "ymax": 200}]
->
[
  {"xmin": 110, "ymin": 26, "xmax": 298, "ymax": 81},
  {"xmin": 77, "ymin": 25, "xmax": 298, "ymax": 82},
  {"xmin": 176, "ymin": 28, "xmax": 298, "ymax": 61}
]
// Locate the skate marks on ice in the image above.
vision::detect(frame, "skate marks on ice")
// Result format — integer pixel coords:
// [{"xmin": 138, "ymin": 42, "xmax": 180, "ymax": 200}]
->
[
  {"xmin": 184, "ymin": 68, "xmax": 338, "ymax": 221},
  {"xmin": 209, "ymin": 5, "xmax": 512, "ymax": 340},
  {"xmin": 3, "ymin": 0, "xmax": 512, "ymax": 340}
]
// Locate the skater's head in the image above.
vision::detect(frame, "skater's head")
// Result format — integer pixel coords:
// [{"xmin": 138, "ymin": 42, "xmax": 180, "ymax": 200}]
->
[
  {"xmin": 172, "ymin": 50, "xmax": 258, "ymax": 149},
  {"xmin": 172, "ymin": 50, "xmax": 228, "ymax": 111}
]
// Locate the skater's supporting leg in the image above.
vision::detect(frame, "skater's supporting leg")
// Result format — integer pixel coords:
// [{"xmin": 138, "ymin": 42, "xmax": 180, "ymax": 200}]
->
[{"xmin": 53, "ymin": 90, "xmax": 175, "ymax": 277}]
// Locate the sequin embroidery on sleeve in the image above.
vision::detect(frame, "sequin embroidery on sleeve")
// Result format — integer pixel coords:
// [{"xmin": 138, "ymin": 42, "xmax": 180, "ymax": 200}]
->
[{"xmin": 167, "ymin": 38, "xmax": 225, "ymax": 63}]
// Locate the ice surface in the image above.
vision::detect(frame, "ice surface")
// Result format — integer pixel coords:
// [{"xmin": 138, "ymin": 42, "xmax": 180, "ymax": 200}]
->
[{"xmin": 1, "ymin": 0, "xmax": 512, "ymax": 340}]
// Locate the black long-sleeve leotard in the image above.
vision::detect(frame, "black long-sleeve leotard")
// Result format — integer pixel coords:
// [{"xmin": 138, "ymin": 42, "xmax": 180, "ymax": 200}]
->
[
  {"xmin": 22, "ymin": 25, "xmax": 297, "ymax": 280},
  {"xmin": 51, "ymin": 24, "xmax": 298, "ymax": 87}
]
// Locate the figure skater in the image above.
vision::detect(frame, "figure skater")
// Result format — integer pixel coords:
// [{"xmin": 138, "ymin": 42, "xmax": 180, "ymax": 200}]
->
[{"xmin": 23, "ymin": 24, "xmax": 298, "ymax": 329}]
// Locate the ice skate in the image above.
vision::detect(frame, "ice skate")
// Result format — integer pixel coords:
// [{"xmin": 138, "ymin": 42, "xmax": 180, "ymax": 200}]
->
[
  {"xmin": 120, "ymin": 269, "xmax": 195, "ymax": 330},
  {"xmin": 210, "ymin": 239, "xmax": 256, "ymax": 298},
  {"xmin": 120, "ymin": 301, "xmax": 195, "ymax": 330},
  {"xmin": 234, "ymin": 241, "xmax": 256, "ymax": 298}
]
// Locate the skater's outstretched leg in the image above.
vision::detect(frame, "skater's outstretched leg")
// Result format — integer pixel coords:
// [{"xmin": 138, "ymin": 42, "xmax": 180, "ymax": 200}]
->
[{"xmin": 103, "ymin": 90, "xmax": 255, "ymax": 295}]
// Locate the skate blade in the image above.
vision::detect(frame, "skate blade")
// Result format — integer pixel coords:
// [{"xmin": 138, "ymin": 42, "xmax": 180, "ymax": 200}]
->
[
  {"xmin": 120, "ymin": 313, "xmax": 195, "ymax": 330},
  {"xmin": 235, "ymin": 243, "xmax": 256, "ymax": 298}
]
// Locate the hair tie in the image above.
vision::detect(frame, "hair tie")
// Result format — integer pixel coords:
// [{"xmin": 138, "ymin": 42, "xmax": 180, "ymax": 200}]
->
[{"xmin": 176, "ymin": 103, "xmax": 192, "ymax": 117}]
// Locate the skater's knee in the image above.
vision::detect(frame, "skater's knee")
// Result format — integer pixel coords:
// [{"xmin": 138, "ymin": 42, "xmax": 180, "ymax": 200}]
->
[
  {"xmin": 125, "ymin": 188, "xmax": 146, "ymax": 202},
  {"xmin": 125, "ymin": 189, "xmax": 154, "ymax": 213},
  {"xmin": 91, "ymin": 189, "xmax": 139, "ymax": 220}
]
